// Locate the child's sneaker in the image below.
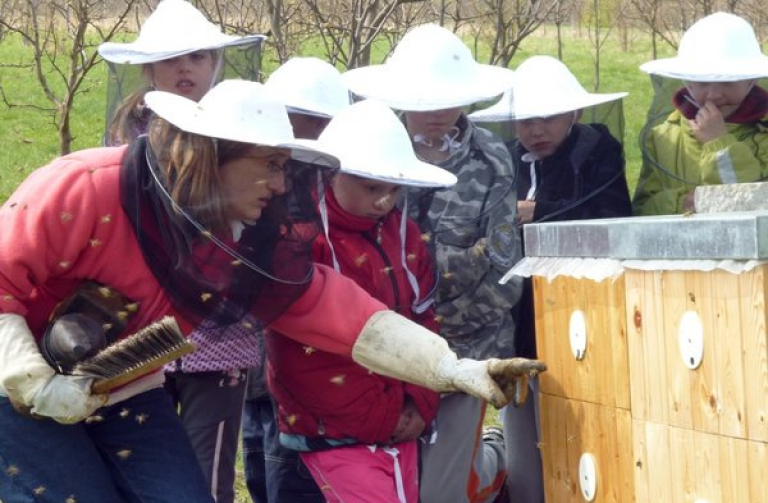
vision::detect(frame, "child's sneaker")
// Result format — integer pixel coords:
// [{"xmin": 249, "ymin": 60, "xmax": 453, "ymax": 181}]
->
[
  {"xmin": 483, "ymin": 427, "xmax": 509, "ymax": 503},
  {"xmin": 482, "ymin": 425, "xmax": 504, "ymax": 445}
]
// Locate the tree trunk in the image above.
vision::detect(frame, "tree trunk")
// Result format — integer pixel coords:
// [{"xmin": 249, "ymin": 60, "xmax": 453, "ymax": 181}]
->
[{"xmin": 59, "ymin": 105, "xmax": 73, "ymax": 155}]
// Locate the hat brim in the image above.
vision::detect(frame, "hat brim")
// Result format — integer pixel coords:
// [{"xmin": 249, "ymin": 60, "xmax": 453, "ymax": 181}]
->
[
  {"xmin": 286, "ymin": 105, "xmax": 335, "ymax": 120},
  {"xmin": 341, "ymin": 160, "xmax": 457, "ymax": 188},
  {"xmin": 640, "ymin": 57, "xmax": 768, "ymax": 82},
  {"xmin": 470, "ymin": 92, "xmax": 627, "ymax": 122},
  {"xmin": 99, "ymin": 35, "xmax": 265, "ymax": 65},
  {"xmin": 343, "ymin": 64, "xmax": 514, "ymax": 111},
  {"xmin": 144, "ymin": 91, "xmax": 339, "ymax": 168}
]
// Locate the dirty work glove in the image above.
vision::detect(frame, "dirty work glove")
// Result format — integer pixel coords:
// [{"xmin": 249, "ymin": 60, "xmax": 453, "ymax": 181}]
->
[
  {"xmin": 351, "ymin": 311, "xmax": 546, "ymax": 408},
  {"xmin": 435, "ymin": 352, "xmax": 545, "ymax": 408},
  {"xmin": 30, "ymin": 374, "xmax": 107, "ymax": 424},
  {"xmin": 0, "ymin": 313, "xmax": 107, "ymax": 424}
]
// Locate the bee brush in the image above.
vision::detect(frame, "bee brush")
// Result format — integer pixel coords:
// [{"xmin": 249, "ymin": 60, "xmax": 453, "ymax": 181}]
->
[{"xmin": 72, "ymin": 316, "xmax": 196, "ymax": 394}]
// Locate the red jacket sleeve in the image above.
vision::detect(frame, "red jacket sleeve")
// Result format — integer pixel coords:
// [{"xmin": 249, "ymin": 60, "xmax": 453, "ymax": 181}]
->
[{"xmin": 268, "ymin": 263, "xmax": 387, "ymax": 356}]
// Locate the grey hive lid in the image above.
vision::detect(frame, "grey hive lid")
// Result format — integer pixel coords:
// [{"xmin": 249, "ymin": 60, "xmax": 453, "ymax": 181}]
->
[{"xmin": 523, "ymin": 212, "xmax": 768, "ymax": 260}]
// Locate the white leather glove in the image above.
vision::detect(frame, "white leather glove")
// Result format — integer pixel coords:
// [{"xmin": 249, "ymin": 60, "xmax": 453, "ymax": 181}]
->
[
  {"xmin": 30, "ymin": 374, "xmax": 108, "ymax": 424},
  {"xmin": 0, "ymin": 313, "xmax": 107, "ymax": 424},
  {"xmin": 351, "ymin": 311, "xmax": 546, "ymax": 408}
]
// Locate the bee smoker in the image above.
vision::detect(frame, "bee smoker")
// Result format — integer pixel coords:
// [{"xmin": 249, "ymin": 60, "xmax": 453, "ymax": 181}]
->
[{"xmin": 40, "ymin": 282, "xmax": 136, "ymax": 374}]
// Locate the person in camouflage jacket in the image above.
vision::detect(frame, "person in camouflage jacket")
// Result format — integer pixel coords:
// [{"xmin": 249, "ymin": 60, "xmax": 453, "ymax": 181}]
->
[
  {"xmin": 407, "ymin": 114, "xmax": 523, "ymax": 362},
  {"xmin": 403, "ymin": 109, "xmax": 522, "ymax": 503},
  {"xmin": 342, "ymin": 23, "xmax": 523, "ymax": 503}
]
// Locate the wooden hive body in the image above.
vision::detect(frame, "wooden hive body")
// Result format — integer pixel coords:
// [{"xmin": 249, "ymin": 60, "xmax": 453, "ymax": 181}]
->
[{"xmin": 518, "ymin": 213, "xmax": 768, "ymax": 503}]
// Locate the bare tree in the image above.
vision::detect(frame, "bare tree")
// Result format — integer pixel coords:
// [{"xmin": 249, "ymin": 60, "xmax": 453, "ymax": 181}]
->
[
  {"xmin": 552, "ymin": 0, "xmax": 574, "ymax": 59},
  {"xmin": 741, "ymin": 0, "xmax": 768, "ymax": 42},
  {"xmin": 0, "ymin": 0, "xmax": 15, "ymax": 41},
  {"xmin": 301, "ymin": 0, "xmax": 427, "ymax": 69},
  {"xmin": 472, "ymin": 0, "xmax": 553, "ymax": 67},
  {"xmin": 583, "ymin": 0, "xmax": 628, "ymax": 90},
  {"xmin": 429, "ymin": 0, "xmax": 482, "ymax": 32},
  {"xmin": 0, "ymin": 0, "xmax": 137, "ymax": 154},
  {"xmin": 628, "ymin": 0, "xmax": 681, "ymax": 57}
]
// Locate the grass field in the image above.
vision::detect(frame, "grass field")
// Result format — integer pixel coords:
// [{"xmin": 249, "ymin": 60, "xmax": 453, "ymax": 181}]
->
[{"xmin": 0, "ymin": 24, "xmax": 677, "ymax": 202}]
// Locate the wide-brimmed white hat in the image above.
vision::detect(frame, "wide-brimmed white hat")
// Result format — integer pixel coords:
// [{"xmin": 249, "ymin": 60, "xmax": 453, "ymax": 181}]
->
[
  {"xmin": 99, "ymin": 0, "xmax": 264, "ymax": 65},
  {"xmin": 318, "ymin": 100, "xmax": 456, "ymax": 188},
  {"xmin": 265, "ymin": 57, "xmax": 351, "ymax": 119},
  {"xmin": 342, "ymin": 24, "xmax": 515, "ymax": 111},
  {"xmin": 471, "ymin": 55, "xmax": 626, "ymax": 122},
  {"xmin": 144, "ymin": 80, "xmax": 339, "ymax": 168},
  {"xmin": 640, "ymin": 12, "xmax": 768, "ymax": 82}
]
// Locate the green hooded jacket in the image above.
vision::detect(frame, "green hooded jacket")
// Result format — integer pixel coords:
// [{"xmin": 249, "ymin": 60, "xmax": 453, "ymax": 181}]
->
[{"xmin": 633, "ymin": 109, "xmax": 768, "ymax": 216}]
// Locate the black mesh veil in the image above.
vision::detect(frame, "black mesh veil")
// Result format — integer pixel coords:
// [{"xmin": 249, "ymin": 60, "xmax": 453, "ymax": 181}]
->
[
  {"xmin": 473, "ymin": 99, "xmax": 625, "ymax": 147},
  {"xmin": 119, "ymin": 134, "xmax": 327, "ymax": 329}
]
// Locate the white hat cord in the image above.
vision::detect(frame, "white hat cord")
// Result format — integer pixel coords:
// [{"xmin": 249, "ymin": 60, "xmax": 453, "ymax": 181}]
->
[
  {"xmin": 521, "ymin": 152, "xmax": 539, "ymax": 201},
  {"xmin": 412, "ymin": 126, "xmax": 462, "ymax": 154},
  {"xmin": 317, "ymin": 174, "xmax": 341, "ymax": 272}
]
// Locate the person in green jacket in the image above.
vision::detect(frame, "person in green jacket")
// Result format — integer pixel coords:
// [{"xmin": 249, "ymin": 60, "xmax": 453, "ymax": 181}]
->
[{"xmin": 632, "ymin": 12, "xmax": 768, "ymax": 216}]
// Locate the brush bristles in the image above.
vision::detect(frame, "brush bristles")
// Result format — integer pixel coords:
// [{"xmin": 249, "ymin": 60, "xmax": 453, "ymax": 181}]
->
[{"xmin": 73, "ymin": 316, "xmax": 196, "ymax": 393}]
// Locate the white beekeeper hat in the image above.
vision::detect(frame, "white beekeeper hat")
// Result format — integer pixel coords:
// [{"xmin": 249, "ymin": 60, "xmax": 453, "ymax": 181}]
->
[
  {"xmin": 99, "ymin": 0, "xmax": 264, "ymax": 65},
  {"xmin": 318, "ymin": 100, "xmax": 456, "ymax": 188},
  {"xmin": 639, "ymin": 12, "xmax": 768, "ymax": 82},
  {"xmin": 471, "ymin": 55, "xmax": 626, "ymax": 122},
  {"xmin": 342, "ymin": 24, "xmax": 515, "ymax": 111},
  {"xmin": 144, "ymin": 80, "xmax": 339, "ymax": 168},
  {"xmin": 265, "ymin": 57, "xmax": 351, "ymax": 119}
]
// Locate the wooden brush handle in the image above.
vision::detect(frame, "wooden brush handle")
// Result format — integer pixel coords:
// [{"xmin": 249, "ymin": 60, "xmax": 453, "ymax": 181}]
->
[{"xmin": 91, "ymin": 342, "xmax": 196, "ymax": 394}]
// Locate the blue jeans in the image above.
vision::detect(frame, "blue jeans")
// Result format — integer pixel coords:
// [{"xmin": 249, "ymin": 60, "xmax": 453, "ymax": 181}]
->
[
  {"xmin": 241, "ymin": 397, "xmax": 323, "ymax": 503},
  {"xmin": 0, "ymin": 388, "xmax": 214, "ymax": 503}
]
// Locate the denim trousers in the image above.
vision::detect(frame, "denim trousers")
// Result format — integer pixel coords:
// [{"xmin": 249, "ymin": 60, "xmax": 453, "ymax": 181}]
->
[
  {"xmin": 0, "ymin": 388, "xmax": 214, "ymax": 503},
  {"xmin": 241, "ymin": 397, "xmax": 323, "ymax": 503}
]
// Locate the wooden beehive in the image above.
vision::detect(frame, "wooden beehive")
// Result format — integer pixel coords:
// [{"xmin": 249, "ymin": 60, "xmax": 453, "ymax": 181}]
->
[{"xmin": 515, "ymin": 212, "xmax": 768, "ymax": 503}]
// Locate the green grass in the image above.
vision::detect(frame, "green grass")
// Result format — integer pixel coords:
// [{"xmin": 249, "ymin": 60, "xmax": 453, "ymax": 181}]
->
[
  {"xmin": 0, "ymin": 33, "xmax": 110, "ymax": 200},
  {"xmin": 0, "ymin": 25, "xmax": 676, "ymax": 200}
]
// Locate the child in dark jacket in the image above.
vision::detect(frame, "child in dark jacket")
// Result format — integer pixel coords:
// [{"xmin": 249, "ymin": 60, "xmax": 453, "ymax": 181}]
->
[
  {"xmin": 471, "ymin": 54, "xmax": 632, "ymax": 503},
  {"xmin": 266, "ymin": 99, "xmax": 457, "ymax": 503}
]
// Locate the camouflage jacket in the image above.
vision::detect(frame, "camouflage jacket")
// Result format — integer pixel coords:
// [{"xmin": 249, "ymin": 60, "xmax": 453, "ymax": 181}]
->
[{"xmin": 408, "ymin": 116, "xmax": 523, "ymax": 360}]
